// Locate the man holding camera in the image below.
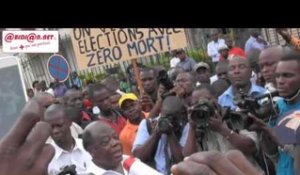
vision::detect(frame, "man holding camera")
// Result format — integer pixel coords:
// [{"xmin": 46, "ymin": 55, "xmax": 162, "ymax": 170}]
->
[
  {"xmin": 183, "ymin": 85, "xmax": 264, "ymax": 172},
  {"xmin": 216, "ymin": 57, "xmax": 269, "ymax": 171},
  {"xmin": 132, "ymin": 96, "xmax": 189, "ymax": 175},
  {"xmin": 248, "ymin": 49, "xmax": 300, "ymax": 175}
]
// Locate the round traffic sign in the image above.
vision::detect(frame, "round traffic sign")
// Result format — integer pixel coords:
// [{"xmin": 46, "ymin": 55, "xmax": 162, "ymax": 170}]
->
[{"xmin": 47, "ymin": 54, "xmax": 70, "ymax": 82}]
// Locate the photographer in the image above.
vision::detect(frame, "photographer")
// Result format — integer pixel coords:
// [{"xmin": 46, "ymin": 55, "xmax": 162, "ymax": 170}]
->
[
  {"xmin": 132, "ymin": 96, "xmax": 189, "ymax": 175},
  {"xmin": 148, "ymin": 71, "xmax": 196, "ymax": 119},
  {"xmin": 183, "ymin": 85, "xmax": 263, "ymax": 172}
]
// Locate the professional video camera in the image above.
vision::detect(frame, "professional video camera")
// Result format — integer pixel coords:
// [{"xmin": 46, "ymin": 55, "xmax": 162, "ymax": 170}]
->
[
  {"xmin": 222, "ymin": 90, "xmax": 279, "ymax": 130},
  {"xmin": 157, "ymin": 70, "xmax": 175, "ymax": 99},
  {"xmin": 234, "ymin": 90, "xmax": 279, "ymax": 121},
  {"xmin": 190, "ymin": 99, "xmax": 215, "ymax": 124},
  {"xmin": 57, "ymin": 164, "xmax": 77, "ymax": 175},
  {"xmin": 189, "ymin": 99, "xmax": 215, "ymax": 149}
]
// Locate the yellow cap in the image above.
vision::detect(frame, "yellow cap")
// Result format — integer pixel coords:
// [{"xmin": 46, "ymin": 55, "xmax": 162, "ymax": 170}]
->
[{"xmin": 118, "ymin": 93, "xmax": 138, "ymax": 107}]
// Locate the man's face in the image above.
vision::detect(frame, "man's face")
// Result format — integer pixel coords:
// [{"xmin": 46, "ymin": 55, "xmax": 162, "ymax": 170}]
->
[
  {"xmin": 259, "ymin": 51, "xmax": 280, "ymax": 84},
  {"xmin": 175, "ymin": 73, "xmax": 195, "ymax": 95},
  {"xmin": 228, "ymin": 58, "xmax": 252, "ymax": 88},
  {"xmin": 121, "ymin": 100, "xmax": 141, "ymax": 121},
  {"xmin": 211, "ymin": 32, "xmax": 219, "ymax": 41},
  {"xmin": 225, "ymin": 39, "xmax": 233, "ymax": 48},
  {"xmin": 220, "ymin": 49, "xmax": 229, "ymax": 58},
  {"xmin": 93, "ymin": 89, "xmax": 112, "ymax": 113},
  {"xmin": 196, "ymin": 67, "xmax": 211, "ymax": 83},
  {"xmin": 177, "ymin": 52, "xmax": 186, "ymax": 61},
  {"xmin": 276, "ymin": 60, "xmax": 300, "ymax": 98},
  {"xmin": 110, "ymin": 94, "xmax": 121, "ymax": 111},
  {"xmin": 65, "ymin": 91, "xmax": 83, "ymax": 110},
  {"xmin": 161, "ymin": 103, "xmax": 186, "ymax": 130},
  {"xmin": 27, "ymin": 90, "xmax": 34, "ymax": 98},
  {"xmin": 91, "ymin": 127, "xmax": 123, "ymax": 169},
  {"xmin": 45, "ymin": 112, "xmax": 71, "ymax": 144},
  {"xmin": 140, "ymin": 70, "xmax": 157, "ymax": 93},
  {"xmin": 216, "ymin": 65, "xmax": 229, "ymax": 81}
]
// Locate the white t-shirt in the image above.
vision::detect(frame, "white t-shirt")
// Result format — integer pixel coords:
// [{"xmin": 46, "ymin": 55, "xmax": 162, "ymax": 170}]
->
[
  {"xmin": 48, "ymin": 138, "xmax": 92, "ymax": 175},
  {"xmin": 170, "ymin": 57, "xmax": 180, "ymax": 68}
]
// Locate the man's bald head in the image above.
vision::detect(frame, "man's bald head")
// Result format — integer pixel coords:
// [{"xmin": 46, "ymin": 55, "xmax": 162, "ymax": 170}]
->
[
  {"xmin": 82, "ymin": 121, "xmax": 113, "ymax": 150},
  {"xmin": 259, "ymin": 46, "xmax": 284, "ymax": 84},
  {"xmin": 44, "ymin": 104, "xmax": 72, "ymax": 143},
  {"xmin": 162, "ymin": 96, "xmax": 186, "ymax": 115},
  {"xmin": 230, "ymin": 56, "xmax": 251, "ymax": 67},
  {"xmin": 82, "ymin": 121, "xmax": 123, "ymax": 170},
  {"xmin": 44, "ymin": 103, "xmax": 66, "ymax": 121},
  {"xmin": 63, "ymin": 89, "xmax": 83, "ymax": 110},
  {"xmin": 228, "ymin": 56, "xmax": 252, "ymax": 88}
]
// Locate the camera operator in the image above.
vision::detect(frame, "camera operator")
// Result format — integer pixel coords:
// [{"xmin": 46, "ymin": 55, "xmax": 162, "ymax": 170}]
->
[
  {"xmin": 148, "ymin": 71, "xmax": 196, "ymax": 119},
  {"xmin": 216, "ymin": 57, "xmax": 273, "ymax": 172},
  {"xmin": 132, "ymin": 96, "xmax": 189, "ymax": 175},
  {"xmin": 248, "ymin": 49, "xmax": 300, "ymax": 175},
  {"xmin": 183, "ymin": 85, "xmax": 263, "ymax": 172}
]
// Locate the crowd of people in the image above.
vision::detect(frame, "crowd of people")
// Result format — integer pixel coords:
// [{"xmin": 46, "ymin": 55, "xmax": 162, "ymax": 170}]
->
[{"xmin": 1, "ymin": 28, "xmax": 300, "ymax": 175}]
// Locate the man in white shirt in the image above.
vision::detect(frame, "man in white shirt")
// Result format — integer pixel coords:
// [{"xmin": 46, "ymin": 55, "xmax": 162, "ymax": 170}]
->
[
  {"xmin": 207, "ymin": 29, "xmax": 225, "ymax": 65},
  {"xmin": 169, "ymin": 50, "xmax": 180, "ymax": 68},
  {"xmin": 82, "ymin": 121, "xmax": 161, "ymax": 175},
  {"xmin": 44, "ymin": 104, "xmax": 92, "ymax": 175}
]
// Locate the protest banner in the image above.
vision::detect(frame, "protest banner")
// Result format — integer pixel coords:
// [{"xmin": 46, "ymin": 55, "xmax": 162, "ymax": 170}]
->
[{"xmin": 70, "ymin": 28, "xmax": 188, "ymax": 70}]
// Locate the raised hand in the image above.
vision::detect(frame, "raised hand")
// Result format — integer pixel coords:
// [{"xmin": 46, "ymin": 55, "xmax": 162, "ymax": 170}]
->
[{"xmin": 0, "ymin": 96, "xmax": 54, "ymax": 175}]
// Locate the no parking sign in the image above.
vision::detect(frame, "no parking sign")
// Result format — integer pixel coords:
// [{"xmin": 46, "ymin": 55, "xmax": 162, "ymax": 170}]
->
[{"xmin": 47, "ymin": 54, "xmax": 70, "ymax": 82}]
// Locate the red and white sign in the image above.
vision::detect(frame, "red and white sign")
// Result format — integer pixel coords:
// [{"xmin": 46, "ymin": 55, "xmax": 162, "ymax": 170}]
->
[{"xmin": 2, "ymin": 31, "xmax": 59, "ymax": 53}]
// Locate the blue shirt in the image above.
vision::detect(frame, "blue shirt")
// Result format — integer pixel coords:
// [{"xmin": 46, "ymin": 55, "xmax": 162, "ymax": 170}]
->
[
  {"xmin": 270, "ymin": 99, "xmax": 300, "ymax": 175},
  {"xmin": 245, "ymin": 36, "xmax": 267, "ymax": 54},
  {"xmin": 175, "ymin": 57, "xmax": 196, "ymax": 72},
  {"xmin": 218, "ymin": 83, "xmax": 267, "ymax": 110},
  {"xmin": 132, "ymin": 119, "xmax": 189, "ymax": 175},
  {"xmin": 70, "ymin": 77, "xmax": 82, "ymax": 89}
]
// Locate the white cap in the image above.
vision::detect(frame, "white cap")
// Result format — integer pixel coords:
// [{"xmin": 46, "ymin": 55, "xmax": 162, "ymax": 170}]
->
[{"xmin": 218, "ymin": 43, "xmax": 229, "ymax": 51}]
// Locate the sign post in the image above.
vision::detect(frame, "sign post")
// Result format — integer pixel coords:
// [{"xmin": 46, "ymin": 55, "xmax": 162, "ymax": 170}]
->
[{"xmin": 131, "ymin": 59, "xmax": 144, "ymax": 94}]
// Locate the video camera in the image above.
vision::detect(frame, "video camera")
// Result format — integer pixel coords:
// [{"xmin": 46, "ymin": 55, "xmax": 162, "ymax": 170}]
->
[
  {"xmin": 57, "ymin": 164, "xmax": 77, "ymax": 175},
  {"xmin": 234, "ymin": 90, "xmax": 279, "ymax": 121},
  {"xmin": 158, "ymin": 112, "xmax": 187, "ymax": 135},
  {"xmin": 222, "ymin": 90, "xmax": 279, "ymax": 131},
  {"xmin": 157, "ymin": 70, "xmax": 175, "ymax": 99},
  {"xmin": 158, "ymin": 114, "xmax": 174, "ymax": 134},
  {"xmin": 190, "ymin": 99, "xmax": 215, "ymax": 124},
  {"xmin": 189, "ymin": 99, "xmax": 215, "ymax": 149}
]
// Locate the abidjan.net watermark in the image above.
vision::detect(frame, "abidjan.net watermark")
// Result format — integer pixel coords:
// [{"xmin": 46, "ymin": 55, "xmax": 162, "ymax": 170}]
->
[{"xmin": 2, "ymin": 31, "xmax": 59, "ymax": 53}]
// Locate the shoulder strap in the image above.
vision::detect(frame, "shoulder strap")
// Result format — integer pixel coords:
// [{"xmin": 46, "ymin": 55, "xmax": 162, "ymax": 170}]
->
[{"xmin": 146, "ymin": 119, "xmax": 153, "ymax": 135}]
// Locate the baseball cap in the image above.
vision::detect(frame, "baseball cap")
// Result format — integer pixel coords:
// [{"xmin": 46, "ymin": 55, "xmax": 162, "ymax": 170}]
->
[
  {"xmin": 193, "ymin": 62, "xmax": 210, "ymax": 71},
  {"xmin": 273, "ymin": 110, "xmax": 300, "ymax": 145},
  {"xmin": 118, "ymin": 93, "xmax": 138, "ymax": 107}
]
